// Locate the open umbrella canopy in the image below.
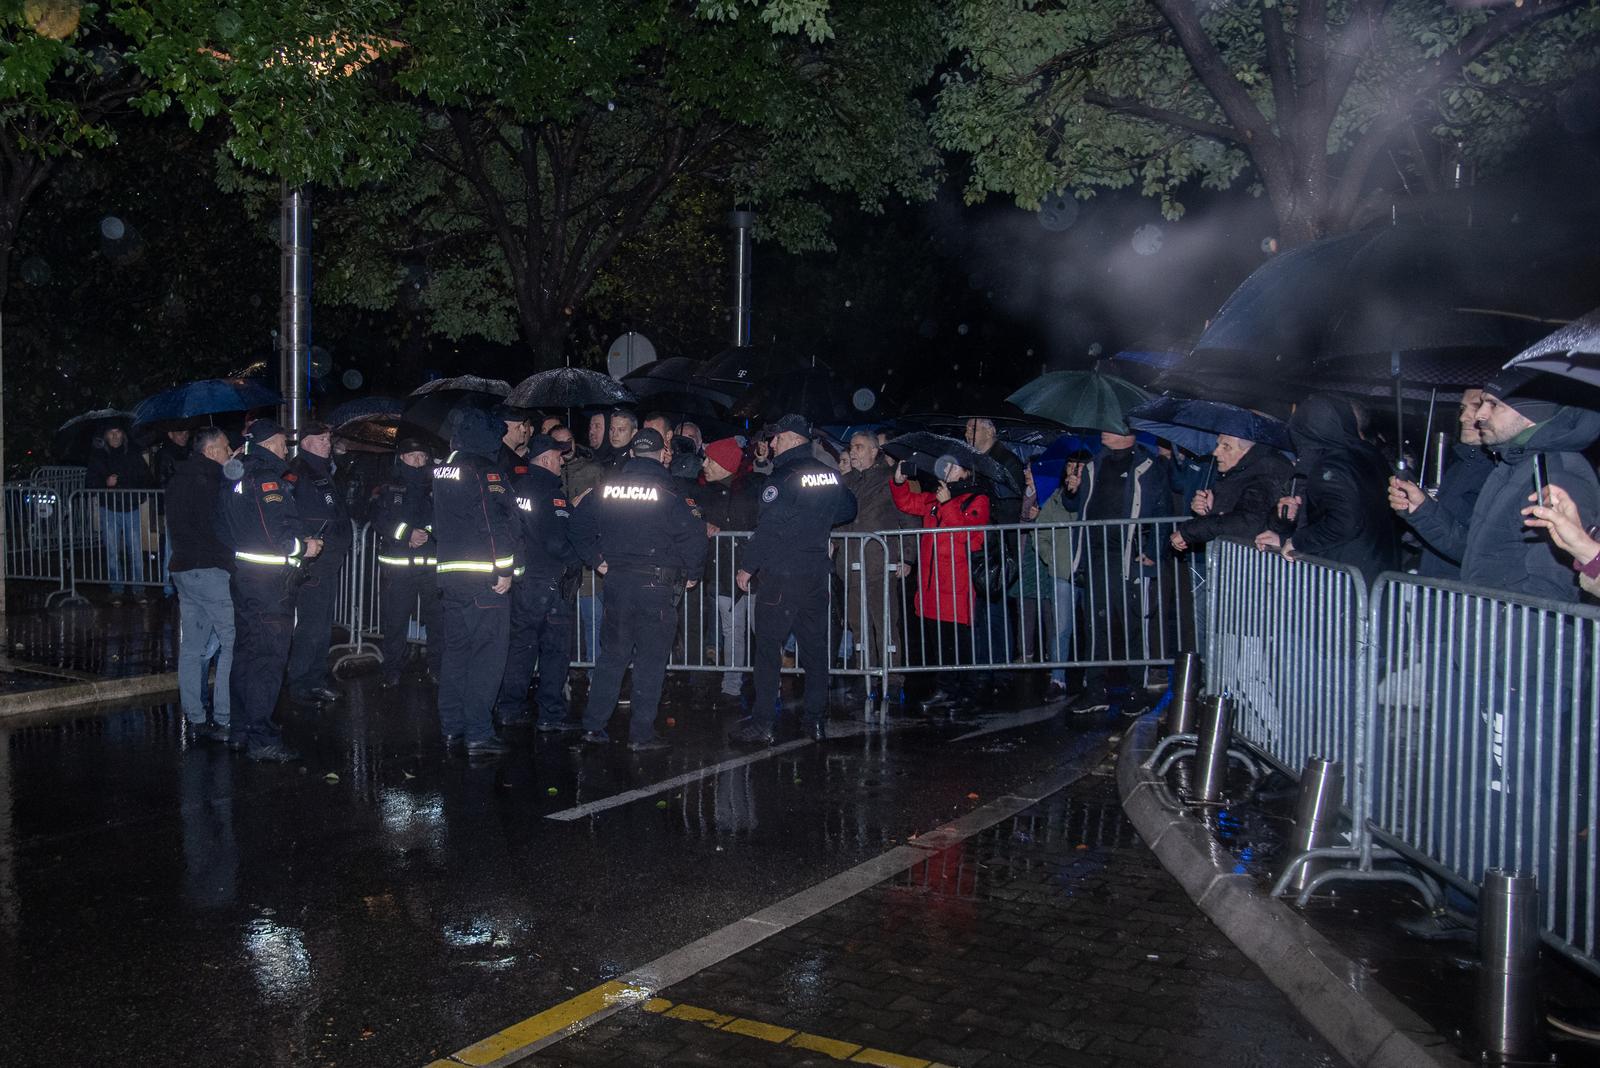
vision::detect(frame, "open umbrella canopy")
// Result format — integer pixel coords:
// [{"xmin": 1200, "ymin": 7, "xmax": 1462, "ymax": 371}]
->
[
  {"xmin": 728, "ymin": 368, "xmax": 873, "ymax": 429},
  {"xmin": 623, "ymin": 357, "xmax": 737, "ymax": 409},
  {"xmin": 1028, "ymin": 432, "xmax": 1097, "ymax": 505},
  {"xmin": 700, "ymin": 344, "xmax": 814, "ymax": 393},
  {"xmin": 1503, "ymin": 307, "xmax": 1600, "ymax": 388},
  {"xmin": 403, "ymin": 376, "xmax": 510, "ymax": 442},
  {"xmin": 879, "ymin": 431, "xmax": 1018, "ymax": 492},
  {"xmin": 1006, "ymin": 371, "xmax": 1150, "ymax": 433},
  {"xmin": 55, "ymin": 409, "xmax": 135, "ymax": 462},
  {"xmin": 328, "ymin": 396, "xmax": 406, "ymax": 453},
  {"xmin": 133, "ymin": 378, "xmax": 280, "ymax": 428},
  {"xmin": 507, "ymin": 367, "xmax": 635, "ymax": 409},
  {"xmin": 1126, "ymin": 396, "xmax": 1292, "ymax": 455}
]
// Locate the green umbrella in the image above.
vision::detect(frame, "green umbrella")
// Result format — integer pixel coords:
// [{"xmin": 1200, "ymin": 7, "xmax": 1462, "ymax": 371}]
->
[{"xmin": 1006, "ymin": 371, "xmax": 1151, "ymax": 433}]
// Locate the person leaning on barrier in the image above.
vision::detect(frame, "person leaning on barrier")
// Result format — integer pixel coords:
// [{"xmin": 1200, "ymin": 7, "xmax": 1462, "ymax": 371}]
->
[
  {"xmin": 835, "ymin": 429, "xmax": 915, "ymax": 685},
  {"xmin": 165, "ymin": 427, "xmax": 235, "ymax": 744},
  {"xmin": 1169, "ymin": 433, "xmax": 1292, "ymax": 553},
  {"xmin": 496, "ymin": 434, "xmax": 583, "ymax": 734},
  {"xmin": 700, "ymin": 436, "xmax": 760, "ymax": 708},
  {"xmin": 1255, "ymin": 394, "xmax": 1398, "ymax": 583},
  {"xmin": 373, "ymin": 437, "xmax": 443, "ymax": 689},
  {"xmin": 1395, "ymin": 370, "xmax": 1600, "ymax": 603},
  {"xmin": 727, "ymin": 415, "xmax": 858, "ymax": 746},
  {"xmin": 432, "ymin": 407, "xmax": 521, "ymax": 757},
  {"xmin": 218, "ymin": 418, "xmax": 323, "ymax": 763},
  {"xmin": 283, "ymin": 421, "xmax": 352, "ymax": 709},
  {"xmin": 569, "ymin": 428, "xmax": 708, "ymax": 753},
  {"xmin": 87, "ymin": 422, "xmax": 153, "ymax": 606},
  {"xmin": 1523, "ymin": 483, "xmax": 1600, "ymax": 599},
  {"xmin": 1385, "ymin": 389, "xmax": 1492, "ymax": 580}
]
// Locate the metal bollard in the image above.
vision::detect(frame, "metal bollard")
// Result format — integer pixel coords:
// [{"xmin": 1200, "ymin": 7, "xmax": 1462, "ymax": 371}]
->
[
  {"xmin": 1192, "ymin": 695, "xmax": 1232, "ymax": 803},
  {"xmin": 1162, "ymin": 652, "xmax": 1203, "ymax": 738},
  {"xmin": 1476, "ymin": 868, "xmax": 1543, "ymax": 1064},
  {"xmin": 1278, "ymin": 757, "xmax": 1343, "ymax": 895}
]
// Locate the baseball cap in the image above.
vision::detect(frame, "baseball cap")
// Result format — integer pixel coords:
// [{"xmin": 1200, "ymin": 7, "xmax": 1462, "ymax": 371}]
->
[
  {"xmin": 768, "ymin": 413, "xmax": 812, "ymax": 438},
  {"xmin": 628, "ymin": 428, "xmax": 666, "ymax": 454},
  {"xmin": 525, "ymin": 433, "xmax": 562, "ymax": 459},
  {"xmin": 245, "ymin": 418, "xmax": 287, "ymax": 443},
  {"xmin": 395, "ymin": 436, "xmax": 432, "ymax": 455}
]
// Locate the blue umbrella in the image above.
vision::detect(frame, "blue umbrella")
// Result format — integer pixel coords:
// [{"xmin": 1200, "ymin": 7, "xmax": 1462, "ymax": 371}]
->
[
  {"xmin": 1028, "ymin": 433, "xmax": 1097, "ymax": 505},
  {"xmin": 134, "ymin": 378, "xmax": 280, "ymax": 427},
  {"xmin": 1127, "ymin": 396, "xmax": 1292, "ymax": 456}
]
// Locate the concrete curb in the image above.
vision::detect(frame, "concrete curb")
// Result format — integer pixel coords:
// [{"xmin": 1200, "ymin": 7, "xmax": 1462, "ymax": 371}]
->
[
  {"xmin": 0, "ymin": 671, "xmax": 178, "ymax": 721},
  {"xmin": 1116, "ymin": 715, "xmax": 1465, "ymax": 1068}
]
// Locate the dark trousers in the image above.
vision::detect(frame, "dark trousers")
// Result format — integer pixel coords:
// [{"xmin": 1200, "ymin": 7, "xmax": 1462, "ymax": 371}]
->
[
  {"xmin": 437, "ymin": 577, "xmax": 511, "ymax": 744},
  {"xmin": 228, "ymin": 565, "xmax": 297, "ymax": 747},
  {"xmin": 497, "ymin": 574, "xmax": 575, "ymax": 725},
  {"xmin": 583, "ymin": 575, "xmax": 677, "ymax": 743},
  {"xmin": 751, "ymin": 571, "xmax": 831, "ymax": 732},
  {"xmin": 286, "ymin": 557, "xmax": 343, "ymax": 696},
  {"xmin": 379, "ymin": 564, "xmax": 442, "ymax": 684},
  {"xmin": 1082, "ymin": 557, "xmax": 1140, "ymax": 694},
  {"xmin": 915, "ymin": 616, "xmax": 979, "ymax": 699}
]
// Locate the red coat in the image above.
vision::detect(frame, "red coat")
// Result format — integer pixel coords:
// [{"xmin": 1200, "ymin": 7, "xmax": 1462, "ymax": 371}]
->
[{"xmin": 890, "ymin": 480, "xmax": 989, "ymax": 624}]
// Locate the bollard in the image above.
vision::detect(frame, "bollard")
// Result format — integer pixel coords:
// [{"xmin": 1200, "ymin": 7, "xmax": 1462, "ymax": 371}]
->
[
  {"xmin": 1161, "ymin": 652, "xmax": 1203, "ymax": 738},
  {"xmin": 1278, "ymin": 757, "xmax": 1343, "ymax": 895},
  {"xmin": 1192, "ymin": 695, "xmax": 1232, "ymax": 803},
  {"xmin": 1477, "ymin": 869, "xmax": 1543, "ymax": 1064}
]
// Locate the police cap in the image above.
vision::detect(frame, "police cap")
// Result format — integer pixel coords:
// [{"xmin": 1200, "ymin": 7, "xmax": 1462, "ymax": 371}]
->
[
  {"xmin": 245, "ymin": 418, "xmax": 287, "ymax": 444},
  {"xmin": 768, "ymin": 413, "xmax": 813, "ymax": 438},
  {"xmin": 525, "ymin": 434, "xmax": 562, "ymax": 459},
  {"xmin": 628, "ymin": 428, "xmax": 667, "ymax": 455}
]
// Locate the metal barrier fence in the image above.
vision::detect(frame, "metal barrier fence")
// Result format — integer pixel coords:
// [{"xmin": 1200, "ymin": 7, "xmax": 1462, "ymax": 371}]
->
[
  {"xmin": 1369, "ymin": 573, "xmax": 1599, "ymax": 976},
  {"xmin": 59, "ymin": 488, "xmax": 168, "ymax": 599}
]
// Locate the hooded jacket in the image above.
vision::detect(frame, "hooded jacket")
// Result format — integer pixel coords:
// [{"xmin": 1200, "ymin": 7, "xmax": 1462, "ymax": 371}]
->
[
  {"xmin": 1403, "ymin": 442, "xmax": 1493, "ymax": 580},
  {"xmin": 1281, "ymin": 395, "xmax": 1399, "ymax": 582},
  {"xmin": 1408, "ymin": 405, "xmax": 1600, "ymax": 602},
  {"xmin": 1057, "ymin": 443, "xmax": 1175, "ymax": 579},
  {"xmin": 1176, "ymin": 443, "xmax": 1293, "ymax": 546},
  {"xmin": 431, "ymin": 408, "xmax": 519, "ymax": 585}
]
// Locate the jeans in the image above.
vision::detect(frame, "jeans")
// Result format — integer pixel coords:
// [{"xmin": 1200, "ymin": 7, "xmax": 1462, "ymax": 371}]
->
[
  {"xmin": 577, "ymin": 587, "xmax": 604, "ymax": 662},
  {"xmin": 714, "ymin": 592, "xmax": 750, "ymax": 696},
  {"xmin": 173, "ymin": 568, "xmax": 234, "ymax": 727},
  {"xmin": 1049, "ymin": 577, "xmax": 1082, "ymax": 686},
  {"xmin": 100, "ymin": 506, "xmax": 142, "ymax": 595}
]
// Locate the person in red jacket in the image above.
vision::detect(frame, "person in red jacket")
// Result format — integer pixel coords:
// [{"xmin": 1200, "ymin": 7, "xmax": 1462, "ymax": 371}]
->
[{"xmin": 890, "ymin": 456, "xmax": 990, "ymax": 713}]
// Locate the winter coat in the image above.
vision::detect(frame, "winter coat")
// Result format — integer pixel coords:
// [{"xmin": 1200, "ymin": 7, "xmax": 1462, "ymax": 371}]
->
[
  {"xmin": 1401, "ymin": 442, "xmax": 1492, "ymax": 580},
  {"xmin": 838, "ymin": 462, "xmax": 916, "ymax": 564},
  {"xmin": 1057, "ymin": 444, "xmax": 1175, "ymax": 579},
  {"xmin": 981, "ymin": 443, "xmax": 1027, "ymax": 525},
  {"xmin": 698, "ymin": 476, "xmax": 760, "ymax": 593},
  {"xmin": 151, "ymin": 439, "xmax": 190, "ymax": 488},
  {"xmin": 165, "ymin": 455, "xmax": 231, "ymax": 573},
  {"xmin": 890, "ymin": 478, "xmax": 989, "ymax": 625},
  {"xmin": 1176, "ymin": 444, "xmax": 1293, "ymax": 546},
  {"xmin": 1280, "ymin": 395, "xmax": 1399, "ymax": 583},
  {"xmin": 86, "ymin": 441, "xmax": 150, "ymax": 510},
  {"xmin": 1408, "ymin": 406, "xmax": 1600, "ymax": 603}
]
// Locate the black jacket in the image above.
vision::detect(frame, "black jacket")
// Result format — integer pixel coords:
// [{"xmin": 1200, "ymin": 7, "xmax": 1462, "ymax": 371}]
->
[
  {"xmin": 569, "ymin": 457, "xmax": 707, "ymax": 582},
  {"xmin": 372, "ymin": 462, "xmax": 435, "ymax": 567},
  {"xmin": 1409, "ymin": 406, "xmax": 1600, "ymax": 602},
  {"xmin": 218, "ymin": 447, "xmax": 308, "ymax": 565},
  {"xmin": 165, "ymin": 455, "xmax": 231, "ymax": 572},
  {"xmin": 151, "ymin": 438, "xmax": 190, "ymax": 488},
  {"xmin": 1405, "ymin": 442, "xmax": 1492, "ymax": 580},
  {"xmin": 1177, "ymin": 444, "xmax": 1292, "ymax": 546},
  {"xmin": 511, "ymin": 463, "xmax": 580, "ymax": 582},
  {"xmin": 86, "ymin": 441, "xmax": 150, "ymax": 510},
  {"xmin": 743, "ymin": 445, "xmax": 857, "ymax": 578},
  {"xmin": 432, "ymin": 409, "xmax": 520, "ymax": 586},
  {"xmin": 1280, "ymin": 395, "xmax": 1399, "ymax": 583},
  {"xmin": 982, "ymin": 442, "xmax": 1027, "ymax": 525},
  {"xmin": 287, "ymin": 451, "xmax": 351, "ymax": 570},
  {"xmin": 700, "ymin": 476, "xmax": 761, "ymax": 592}
]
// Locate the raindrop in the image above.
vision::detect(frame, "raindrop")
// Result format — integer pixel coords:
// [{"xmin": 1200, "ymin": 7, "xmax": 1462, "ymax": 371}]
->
[
  {"xmin": 309, "ymin": 346, "xmax": 333, "ymax": 378},
  {"xmin": 1025, "ymin": 348, "xmax": 1034, "ymax": 357},
  {"xmin": 1131, "ymin": 223, "xmax": 1163, "ymax": 256},
  {"xmin": 1260, "ymin": 236, "xmax": 1279, "ymax": 255},
  {"xmin": 425, "ymin": 111, "xmax": 449, "ymax": 131},
  {"xmin": 342, "ymin": 369, "xmax": 364, "ymax": 390},
  {"xmin": 1087, "ymin": 342, "xmax": 1104, "ymax": 357},
  {"xmin": 851, "ymin": 388, "xmax": 875, "ymax": 412},
  {"xmin": 957, "ymin": 323, "xmax": 969, "ymax": 336},
  {"xmin": 606, "ymin": 100, "xmax": 616, "ymax": 112},
  {"xmin": 843, "ymin": 299, "xmax": 851, "ymax": 308},
  {"xmin": 100, "ymin": 215, "xmax": 125, "ymax": 240},
  {"xmin": 20, "ymin": 257, "xmax": 51, "ymax": 285},
  {"xmin": 1039, "ymin": 194, "xmax": 1079, "ymax": 232},
  {"xmin": 213, "ymin": 8, "xmax": 242, "ymax": 38}
]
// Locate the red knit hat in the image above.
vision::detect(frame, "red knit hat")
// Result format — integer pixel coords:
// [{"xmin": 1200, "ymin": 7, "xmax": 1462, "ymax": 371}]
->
[{"xmin": 704, "ymin": 436, "xmax": 743, "ymax": 474}]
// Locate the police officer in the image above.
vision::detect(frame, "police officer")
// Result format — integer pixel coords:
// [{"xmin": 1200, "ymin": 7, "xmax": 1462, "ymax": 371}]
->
[
  {"xmin": 219, "ymin": 419, "xmax": 324, "ymax": 762},
  {"xmin": 729, "ymin": 414, "xmax": 857, "ymax": 746},
  {"xmin": 284, "ymin": 420, "xmax": 352, "ymax": 706},
  {"xmin": 496, "ymin": 434, "xmax": 582, "ymax": 732},
  {"xmin": 432, "ymin": 407, "xmax": 520, "ymax": 756},
  {"xmin": 372, "ymin": 437, "xmax": 443, "ymax": 688},
  {"xmin": 569, "ymin": 428, "xmax": 707, "ymax": 752}
]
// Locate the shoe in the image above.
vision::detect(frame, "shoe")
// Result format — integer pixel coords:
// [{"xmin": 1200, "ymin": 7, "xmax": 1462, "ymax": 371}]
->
[
  {"xmin": 1069, "ymin": 689, "xmax": 1110, "ymax": 715},
  {"xmin": 728, "ymin": 723, "xmax": 775, "ymax": 747},
  {"xmin": 245, "ymin": 742, "xmax": 301, "ymax": 763},
  {"xmin": 498, "ymin": 716, "xmax": 534, "ymax": 731},
  {"xmin": 627, "ymin": 736, "xmax": 671, "ymax": 753},
  {"xmin": 133, "ymin": 591, "xmax": 150, "ymax": 606},
  {"xmin": 109, "ymin": 595, "xmax": 125, "ymax": 607},
  {"xmin": 188, "ymin": 722, "xmax": 228, "ymax": 744},
  {"xmin": 1045, "ymin": 680, "xmax": 1068, "ymax": 703},
  {"xmin": 536, "ymin": 721, "xmax": 581, "ymax": 734},
  {"xmin": 581, "ymin": 730, "xmax": 610, "ymax": 746},
  {"xmin": 920, "ymin": 689, "xmax": 955, "ymax": 711},
  {"xmin": 308, "ymin": 686, "xmax": 341, "ymax": 703},
  {"xmin": 465, "ymin": 736, "xmax": 513, "ymax": 757}
]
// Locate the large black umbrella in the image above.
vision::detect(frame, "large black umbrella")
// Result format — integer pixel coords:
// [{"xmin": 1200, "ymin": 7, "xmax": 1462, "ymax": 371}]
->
[
  {"xmin": 1503, "ymin": 307, "xmax": 1600, "ymax": 388},
  {"xmin": 1126, "ymin": 396, "xmax": 1292, "ymax": 455},
  {"xmin": 328, "ymin": 396, "xmax": 406, "ymax": 453},
  {"xmin": 403, "ymin": 376, "xmax": 510, "ymax": 441},
  {"xmin": 55, "ymin": 409, "xmax": 135, "ymax": 462},
  {"xmin": 506, "ymin": 367, "xmax": 635, "ymax": 409},
  {"xmin": 728, "ymin": 368, "xmax": 874, "ymax": 428},
  {"xmin": 880, "ymin": 431, "xmax": 1018, "ymax": 492},
  {"xmin": 623, "ymin": 357, "xmax": 737, "ymax": 409},
  {"xmin": 700, "ymin": 344, "xmax": 813, "ymax": 394},
  {"xmin": 133, "ymin": 378, "xmax": 280, "ymax": 429}
]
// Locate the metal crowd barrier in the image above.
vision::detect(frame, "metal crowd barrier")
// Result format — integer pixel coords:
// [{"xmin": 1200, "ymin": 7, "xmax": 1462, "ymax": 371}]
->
[
  {"xmin": 1369, "ymin": 573, "xmax": 1599, "ymax": 976},
  {"xmin": 59, "ymin": 488, "xmax": 167, "ymax": 600}
]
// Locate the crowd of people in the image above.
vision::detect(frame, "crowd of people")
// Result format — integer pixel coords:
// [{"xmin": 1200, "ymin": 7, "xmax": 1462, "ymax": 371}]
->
[{"xmin": 70, "ymin": 363, "xmax": 1600, "ymax": 763}]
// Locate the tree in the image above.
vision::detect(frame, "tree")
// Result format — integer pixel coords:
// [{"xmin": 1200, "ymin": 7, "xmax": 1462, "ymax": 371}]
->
[{"xmin": 934, "ymin": 0, "xmax": 1600, "ymax": 246}]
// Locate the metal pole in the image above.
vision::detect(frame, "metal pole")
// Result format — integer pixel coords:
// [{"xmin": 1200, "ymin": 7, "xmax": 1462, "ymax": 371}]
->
[
  {"xmin": 728, "ymin": 210, "xmax": 754, "ymax": 348},
  {"xmin": 1193, "ymin": 695, "xmax": 1232, "ymax": 803},
  {"xmin": 1476, "ymin": 868, "xmax": 1543, "ymax": 1064},
  {"xmin": 279, "ymin": 183, "xmax": 311, "ymax": 447},
  {"xmin": 1162, "ymin": 652, "xmax": 1202, "ymax": 738},
  {"xmin": 1279, "ymin": 757, "xmax": 1344, "ymax": 895}
]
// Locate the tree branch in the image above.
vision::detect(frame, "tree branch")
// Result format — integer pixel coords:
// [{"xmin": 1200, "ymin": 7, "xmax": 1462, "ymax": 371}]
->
[
  {"xmin": 1147, "ymin": 0, "xmax": 1277, "ymax": 148},
  {"xmin": 1260, "ymin": 4, "xmax": 1297, "ymax": 135},
  {"xmin": 1082, "ymin": 89, "xmax": 1242, "ymax": 143}
]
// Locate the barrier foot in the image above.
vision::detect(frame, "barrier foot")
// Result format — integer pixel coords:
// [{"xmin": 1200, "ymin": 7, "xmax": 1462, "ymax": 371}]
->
[
  {"xmin": 1282, "ymin": 860, "xmax": 1442, "ymax": 911},
  {"xmin": 1147, "ymin": 732, "xmax": 1199, "ymax": 773}
]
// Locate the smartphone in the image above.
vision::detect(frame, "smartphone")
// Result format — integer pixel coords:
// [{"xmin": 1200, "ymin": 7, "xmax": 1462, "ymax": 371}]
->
[{"xmin": 1533, "ymin": 454, "xmax": 1549, "ymax": 503}]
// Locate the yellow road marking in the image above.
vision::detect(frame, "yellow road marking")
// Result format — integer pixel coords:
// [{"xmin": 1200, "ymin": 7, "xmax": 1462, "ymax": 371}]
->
[
  {"xmin": 852, "ymin": 1049, "xmax": 935, "ymax": 1068},
  {"xmin": 446, "ymin": 979, "xmax": 651, "ymax": 1066},
  {"xmin": 722, "ymin": 1016, "xmax": 798, "ymax": 1043},
  {"xmin": 665, "ymin": 1003, "xmax": 736, "ymax": 1029},
  {"xmin": 637, "ymin": 996, "xmax": 948, "ymax": 1067},
  {"xmin": 790, "ymin": 1031, "xmax": 864, "ymax": 1058}
]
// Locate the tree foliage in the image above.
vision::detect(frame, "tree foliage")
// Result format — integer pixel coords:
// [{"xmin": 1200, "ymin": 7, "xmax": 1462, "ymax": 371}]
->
[{"xmin": 935, "ymin": 0, "xmax": 1600, "ymax": 244}]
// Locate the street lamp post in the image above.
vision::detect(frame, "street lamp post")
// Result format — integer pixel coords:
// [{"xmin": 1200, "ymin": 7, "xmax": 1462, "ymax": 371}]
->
[{"xmin": 279, "ymin": 183, "xmax": 311, "ymax": 442}]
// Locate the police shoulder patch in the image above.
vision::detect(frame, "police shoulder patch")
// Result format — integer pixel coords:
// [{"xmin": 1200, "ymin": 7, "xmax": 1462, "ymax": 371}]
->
[
  {"xmin": 263, "ymin": 493, "xmax": 283, "ymax": 503},
  {"xmin": 486, "ymin": 472, "xmax": 501, "ymax": 482},
  {"xmin": 761, "ymin": 485, "xmax": 779, "ymax": 503},
  {"xmin": 553, "ymin": 498, "xmax": 567, "ymax": 508},
  {"xmin": 261, "ymin": 481, "xmax": 279, "ymax": 491},
  {"xmin": 284, "ymin": 472, "xmax": 298, "ymax": 483}
]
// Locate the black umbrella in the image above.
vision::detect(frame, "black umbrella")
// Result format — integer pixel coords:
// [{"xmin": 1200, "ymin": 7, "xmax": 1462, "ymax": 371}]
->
[
  {"xmin": 1503, "ymin": 307, "xmax": 1600, "ymax": 389},
  {"xmin": 880, "ymin": 431, "xmax": 1017, "ymax": 492},
  {"xmin": 507, "ymin": 367, "xmax": 635, "ymax": 409},
  {"xmin": 623, "ymin": 357, "xmax": 737, "ymax": 409},
  {"xmin": 403, "ymin": 376, "xmax": 510, "ymax": 441},
  {"xmin": 700, "ymin": 344, "xmax": 814, "ymax": 394},
  {"xmin": 728, "ymin": 368, "xmax": 874, "ymax": 429},
  {"xmin": 328, "ymin": 396, "xmax": 406, "ymax": 453},
  {"xmin": 55, "ymin": 409, "xmax": 135, "ymax": 462}
]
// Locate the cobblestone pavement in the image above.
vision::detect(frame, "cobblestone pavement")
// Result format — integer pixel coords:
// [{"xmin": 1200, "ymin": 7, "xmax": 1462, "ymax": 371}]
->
[{"xmin": 529, "ymin": 758, "xmax": 1347, "ymax": 1068}]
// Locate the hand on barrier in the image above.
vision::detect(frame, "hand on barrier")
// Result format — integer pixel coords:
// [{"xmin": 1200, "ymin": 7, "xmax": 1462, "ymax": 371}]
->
[
  {"xmin": 1254, "ymin": 529, "xmax": 1286, "ymax": 556},
  {"xmin": 1190, "ymin": 489, "xmax": 1213, "ymax": 516},
  {"xmin": 1387, "ymin": 477, "xmax": 1424, "ymax": 515},
  {"xmin": 686, "ymin": 579, "xmax": 698, "ymax": 589},
  {"xmin": 1170, "ymin": 530, "xmax": 1189, "ymax": 553}
]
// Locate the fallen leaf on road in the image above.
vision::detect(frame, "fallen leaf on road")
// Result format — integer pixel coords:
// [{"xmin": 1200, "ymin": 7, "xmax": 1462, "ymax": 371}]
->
[{"xmin": 323, "ymin": 773, "xmax": 340, "ymax": 784}]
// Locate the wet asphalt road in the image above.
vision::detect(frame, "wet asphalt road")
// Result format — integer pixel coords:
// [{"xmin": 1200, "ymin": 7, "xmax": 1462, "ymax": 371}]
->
[{"xmin": 0, "ymin": 671, "xmax": 1118, "ymax": 1066}]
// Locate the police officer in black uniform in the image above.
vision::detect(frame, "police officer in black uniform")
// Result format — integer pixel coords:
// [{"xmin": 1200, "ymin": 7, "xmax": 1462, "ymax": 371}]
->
[
  {"xmin": 284, "ymin": 420, "xmax": 352, "ymax": 706},
  {"xmin": 432, "ymin": 407, "xmax": 520, "ymax": 756},
  {"xmin": 496, "ymin": 434, "xmax": 583, "ymax": 732},
  {"xmin": 729, "ymin": 414, "xmax": 857, "ymax": 746},
  {"xmin": 219, "ymin": 419, "xmax": 324, "ymax": 762},
  {"xmin": 372, "ymin": 437, "xmax": 443, "ymax": 688},
  {"xmin": 569, "ymin": 428, "xmax": 707, "ymax": 752}
]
